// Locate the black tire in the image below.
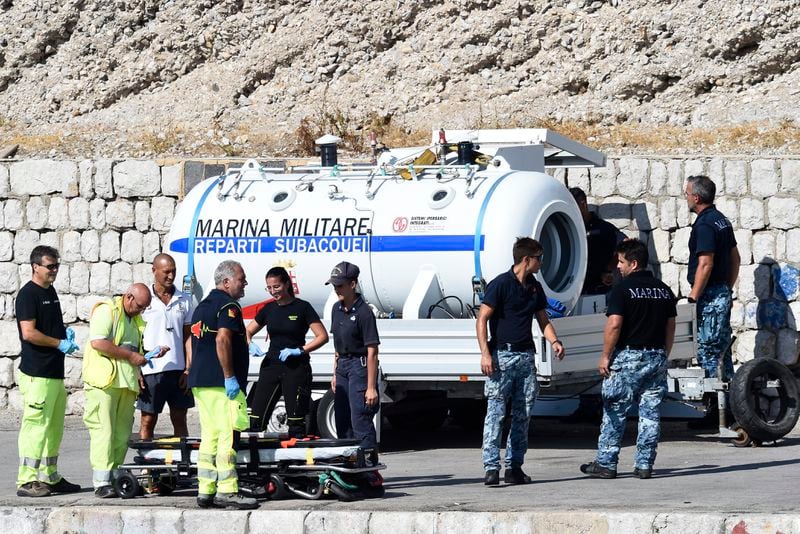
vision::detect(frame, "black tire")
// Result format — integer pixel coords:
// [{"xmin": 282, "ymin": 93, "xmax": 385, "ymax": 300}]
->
[
  {"xmin": 315, "ymin": 390, "xmax": 337, "ymax": 439},
  {"xmin": 730, "ymin": 358, "xmax": 800, "ymax": 443},
  {"xmin": 327, "ymin": 481, "xmax": 356, "ymax": 502},
  {"xmin": 115, "ymin": 472, "xmax": 140, "ymax": 500},
  {"xmin": 268, "ymin": 474, "xmax": 290, "ymax": 500},
  {"xmin": 358, "ymin": 471, "xmax": 386, "ymax": 498}
]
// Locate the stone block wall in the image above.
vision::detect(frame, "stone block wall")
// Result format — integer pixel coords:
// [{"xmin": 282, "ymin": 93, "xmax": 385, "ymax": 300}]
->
[
  {"xmin": 556, "ymin": 156, "xmax": 800, "ymax": 369},
  {"xmin": 0, "ymin": 156, "xmax": 798, "ymax": 412}
]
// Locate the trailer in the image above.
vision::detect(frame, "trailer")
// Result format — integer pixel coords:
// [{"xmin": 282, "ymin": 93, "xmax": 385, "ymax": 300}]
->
[{"xmin": 165, "ymin": 129, "xmax": 800, "ymax": 447}]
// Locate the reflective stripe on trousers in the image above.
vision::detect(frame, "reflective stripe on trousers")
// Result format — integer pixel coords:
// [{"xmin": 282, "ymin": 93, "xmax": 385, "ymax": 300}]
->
[
  {"xmin": 193, "ymin": 387, "xmax": 238, "ymax": 495},
  {"xmin": 17, "ymin": 372, "xmax": 67, "ymax": 487}
]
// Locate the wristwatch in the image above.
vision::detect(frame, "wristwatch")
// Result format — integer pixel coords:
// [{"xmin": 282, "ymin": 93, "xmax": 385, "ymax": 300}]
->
[{"xmin": 687, "ymin": 297, "xmax": 696, "ymax": 303}]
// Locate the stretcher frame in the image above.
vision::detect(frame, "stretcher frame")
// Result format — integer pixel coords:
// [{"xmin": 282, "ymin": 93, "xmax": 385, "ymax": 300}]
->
[{"xmin": 114, "ymin": 432, "xmax": 386, "ymax": 501}]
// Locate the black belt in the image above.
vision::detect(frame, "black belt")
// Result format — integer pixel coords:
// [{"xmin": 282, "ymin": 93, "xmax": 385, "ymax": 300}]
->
[
  {"xmin": 494, "ymin": 342, "xmax": 535, "ymax": 352},
  {"xmin": 339, "ymin": 353, "xmax": 366, "ymax": 359},
  {"xmin": 623, "ymin": 345, "xmax": 665, "ymax": 351}
]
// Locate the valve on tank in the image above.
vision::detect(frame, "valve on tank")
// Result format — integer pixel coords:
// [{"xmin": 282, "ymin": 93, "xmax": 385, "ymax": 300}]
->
[
  {"xmin": 316, "ymin": 134, "xmax": 342, "ymax": 167},
  {"xmin": 457, "ymin": 141, "xmax": 476, "ymax": 165}
]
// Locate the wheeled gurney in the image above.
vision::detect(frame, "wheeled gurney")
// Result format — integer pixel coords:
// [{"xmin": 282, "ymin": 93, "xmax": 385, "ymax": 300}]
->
[{"xmin": 114, "ymin": 432, "xmax": 386, "ymax": 501}]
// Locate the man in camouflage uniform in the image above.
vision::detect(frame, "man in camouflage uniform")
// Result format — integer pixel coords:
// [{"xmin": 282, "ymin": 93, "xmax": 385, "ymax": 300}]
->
[
  {"xmin": 685, "ymin": 175, "xmax": 739, "ymax": 380},
  {"xmin": 581, "ymin": 239, "xmax": 677, "ymax": 479},
  {"xmin": 476, "ymin": 237, "xmax": 565, "ymax": 486}
]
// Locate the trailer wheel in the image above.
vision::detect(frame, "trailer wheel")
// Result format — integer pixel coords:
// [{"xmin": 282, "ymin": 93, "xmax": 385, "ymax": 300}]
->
[
  {"xmin": 115, "ymin": 472, "xmax": 140, "ymax": 499},
  {"xmin": 730, "ymin": 358, "xmax": 800, "ymax": 443},
  {"xmin": 315, "ymin": 390, "xmax": 338, "ymax": 439},
  {"xmin": 730, "ymin": 423, "xmax": 761, "ymax": 448}
]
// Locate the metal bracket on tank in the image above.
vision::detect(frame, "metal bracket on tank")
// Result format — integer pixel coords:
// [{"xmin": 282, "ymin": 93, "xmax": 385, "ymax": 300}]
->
[
  {"xmin": 464, "ymin": 169, "xmax": 482, "ymax": 198},
  {"xmin": 182, "ymin": 273, "xmax": 196, "ymax": 294},
  {"xmin": 218, "ymin": 159, "xmax": 270, "ymax": 200},
  {"xmin": 471, "ymin": 276, "xmax": 486, "ymax": 303}
]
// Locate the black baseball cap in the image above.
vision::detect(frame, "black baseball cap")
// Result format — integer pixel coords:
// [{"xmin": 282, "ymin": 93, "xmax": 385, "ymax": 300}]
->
[{"xmin": 326, "ymin": 261, "xmax": 360, "ymax": 285}]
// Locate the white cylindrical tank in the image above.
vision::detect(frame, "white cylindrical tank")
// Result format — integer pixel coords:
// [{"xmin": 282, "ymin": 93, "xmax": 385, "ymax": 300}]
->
[{"xmin": 165, "ymin": 160, "xmax": 587, "ymax": 317}]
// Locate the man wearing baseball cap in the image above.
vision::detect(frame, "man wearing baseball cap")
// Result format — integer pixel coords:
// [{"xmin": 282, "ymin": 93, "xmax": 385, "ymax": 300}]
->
[{"xmin": 326, "ymin": 261, "xmax": 380, "ymax": 456}]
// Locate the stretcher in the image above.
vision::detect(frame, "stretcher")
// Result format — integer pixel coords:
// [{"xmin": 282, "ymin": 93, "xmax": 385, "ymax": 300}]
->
[{"xmin": 114, "ymin": 432, "xmax": 386, "ymax": 501}]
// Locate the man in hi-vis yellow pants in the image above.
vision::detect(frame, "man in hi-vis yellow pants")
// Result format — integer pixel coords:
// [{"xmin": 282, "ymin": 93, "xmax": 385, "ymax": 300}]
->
[
  {"xmin": 82, "ymin": 283, "xmax": 167, "ymax": 498},
  {"xmin": 188, "ymin": 260, "xmax": 258, "ymax": 510},
  {"xmin": 15, "ymin": 246, "xmax": 81, "ymax": 497}
]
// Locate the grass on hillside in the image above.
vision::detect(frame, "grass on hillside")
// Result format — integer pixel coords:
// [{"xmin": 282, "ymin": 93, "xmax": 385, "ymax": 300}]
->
[{"xmin": 1, "ymin": 113, "xmax": 799, "ymax": 159}]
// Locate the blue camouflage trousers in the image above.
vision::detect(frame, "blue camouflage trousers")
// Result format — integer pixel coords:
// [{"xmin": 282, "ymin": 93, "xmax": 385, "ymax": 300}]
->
[
  {"xmin": 482, "ymin": 349, "xmax": 539, "ymax": 471},
  {"xmin": 596, "ymin": 348, "xmax": 668, "ymax": 470},
  {"xmin": 696, "ymin": 284, "xmax": 734, "ymax": 380}
]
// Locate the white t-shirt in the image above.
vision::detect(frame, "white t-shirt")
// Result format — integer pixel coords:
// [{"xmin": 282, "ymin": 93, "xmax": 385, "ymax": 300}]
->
[{"xmin": 141, "ymin": 286, "xmax": 195, "ymax": 375}]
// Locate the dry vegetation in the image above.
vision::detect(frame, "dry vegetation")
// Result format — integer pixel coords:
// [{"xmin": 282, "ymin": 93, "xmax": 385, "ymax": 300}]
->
[{"xmin": 2, "ymin": 113, "xmax": 800, "ymax": 160}]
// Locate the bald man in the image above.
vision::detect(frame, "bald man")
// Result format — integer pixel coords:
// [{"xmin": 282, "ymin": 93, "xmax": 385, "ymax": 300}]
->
[
  {"xmin": 137, "ymin": 254, "xmax": 195, "ymax": 440},
  {"xmin": 82, "ymin": 284, "xmax": 168, "ymax": 498}
]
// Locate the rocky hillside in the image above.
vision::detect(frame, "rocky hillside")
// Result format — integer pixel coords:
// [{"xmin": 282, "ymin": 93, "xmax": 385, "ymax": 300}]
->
[{"xmin": 0, "ymin": 0, "xmax": 798, "ymax": 157}]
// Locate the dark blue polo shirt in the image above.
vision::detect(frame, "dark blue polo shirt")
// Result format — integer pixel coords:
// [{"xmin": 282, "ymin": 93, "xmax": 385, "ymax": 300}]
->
[
  {"xmin": 330, "ymin": 295, "xmax": 380, "ymax": 357},
  {"xmin": 584, "ymin": 213, "xmax": 624, "ymax": 294},
  {"xmin": 607, "ymin": 270, "xmax": 677, "ymax": 350},
  {"xmin": 688, "ymin": 205, "xmax": 737, "ymax": 286},
  {"xmin": 188, "ymin": 288, "xmax": 249, "ymax": 389},
  {"xmin": 483, "ymin": 268, "xmax": 547, "ymax": 349}
]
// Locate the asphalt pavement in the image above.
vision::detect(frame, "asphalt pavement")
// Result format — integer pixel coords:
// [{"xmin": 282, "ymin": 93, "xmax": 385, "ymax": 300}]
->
[{"xmin": 1, "ymin": 411, "xmax": 798, "ymax": 514}]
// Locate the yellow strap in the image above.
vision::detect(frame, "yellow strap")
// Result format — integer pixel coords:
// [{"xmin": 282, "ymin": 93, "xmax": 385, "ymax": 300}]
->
[{"xmin": 305, "ymin": 447, "xmax": 315, "ymax": 465}]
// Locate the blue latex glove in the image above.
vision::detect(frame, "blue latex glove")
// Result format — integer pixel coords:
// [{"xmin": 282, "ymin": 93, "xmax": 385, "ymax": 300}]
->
[
  {"xmin": 249, "ymin": 342, "xmax": 265, "ymax": 357},
  {"xmin": 143, "ymin": 346, "xmax": 162, "ymax": 368},
  {"xmin": 58, "ymin": 327, "xmax": 80, "ymax": 355},
  {"xmin": 278, "ymin": 347, "xmax": 303, "ymax": 362},
  {"xmin": 224, "ymin": 376, "xmax": 240, "ymax": 400},
  {"xmin": 57, "ymin": 338, "xmax": 77, "ymax": 355}
]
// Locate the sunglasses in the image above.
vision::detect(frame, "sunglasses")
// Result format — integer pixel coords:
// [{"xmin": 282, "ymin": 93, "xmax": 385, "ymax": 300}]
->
[{"xmin": 36, "ymin": 262, "xmax": 60, "ymax": 271}]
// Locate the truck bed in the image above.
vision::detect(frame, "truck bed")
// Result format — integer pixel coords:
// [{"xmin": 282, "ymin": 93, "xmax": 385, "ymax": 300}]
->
[{"xmin": 250, "ymin": 304, "xmax": 696, "ymax": 389}]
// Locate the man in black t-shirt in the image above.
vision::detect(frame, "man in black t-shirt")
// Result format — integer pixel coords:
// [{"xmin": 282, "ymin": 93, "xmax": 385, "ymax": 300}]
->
[
  {"xmin": 477, "ymin": 237, "xmax": 565, "ymax": 486},
  {"xmin": 580, "ymin": 239, "xmax": 676, "ymax": 480},
  {"xmin": 685, "ymin": 175, "xmax": 740, "ymax": 379},
  {"xmin": 187, "ymin": 260, "xmax": 257, "ymax": 510},
  {"xmin": 15, "ymin": 245, "xmax": 81, "ymax": 497},
  {"xmin": 570, "ymin": 187, "xmax": 625, "ymax": 294}
]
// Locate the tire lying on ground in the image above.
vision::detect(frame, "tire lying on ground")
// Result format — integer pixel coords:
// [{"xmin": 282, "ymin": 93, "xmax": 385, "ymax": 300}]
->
[{"xmin": 730, "ymin": 358, "xmax": 800, "ymax": 442}]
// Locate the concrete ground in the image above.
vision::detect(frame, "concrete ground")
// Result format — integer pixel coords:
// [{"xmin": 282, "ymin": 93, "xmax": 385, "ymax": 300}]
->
[
  {"xmin": 1, "ymin": 412, "xmax": 799, "ymax": 532},
  {"xmin": 2, "ymin": 411, "xmax": 799, "ymax": 511}
]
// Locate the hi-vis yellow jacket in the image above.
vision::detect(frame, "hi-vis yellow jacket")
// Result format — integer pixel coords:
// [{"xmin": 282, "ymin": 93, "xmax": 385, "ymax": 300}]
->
[{"xmin": 81, "ymin": 297, "xmax": 146, "ymax": 390}]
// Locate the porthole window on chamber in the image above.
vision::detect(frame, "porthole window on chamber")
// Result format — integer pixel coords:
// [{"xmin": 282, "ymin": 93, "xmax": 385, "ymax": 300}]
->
[
  {"xmin": 538, "ymin": 212, "xmax": 580, "ymax": 293},
  {"xmin": 428, "ymin": 187, "xmax": 455, "ymax": 209},
  {"xmin": 269, "ymin": 189, "xmax": 296, "ymax": 211}
]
